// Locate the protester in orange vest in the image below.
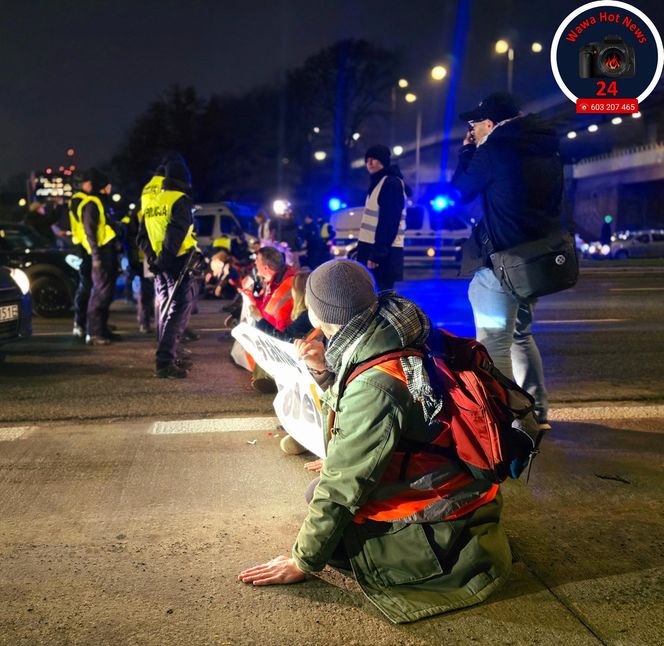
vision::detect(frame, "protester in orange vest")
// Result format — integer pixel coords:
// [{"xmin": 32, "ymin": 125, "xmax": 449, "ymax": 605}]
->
[
  {"xmin": 252, "ymin": 246, "xmax": 295, "ymax": 332},
  {"xmin": 239, "ymin": 259, "xmax": 511, "ymax": 624},
  {"xmin": 241, "ymin": 246, "xmax": 295, "ymax": 393}
]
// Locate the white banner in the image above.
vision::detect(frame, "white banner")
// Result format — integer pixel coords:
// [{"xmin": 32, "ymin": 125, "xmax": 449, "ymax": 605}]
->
[{"xmin": 231, "ymin": 323, "xmax": 326, "ymax": 458}]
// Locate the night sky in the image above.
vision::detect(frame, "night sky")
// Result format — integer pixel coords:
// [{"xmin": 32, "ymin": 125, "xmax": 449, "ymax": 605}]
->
[{"xmin": 2, "ymin": 0, "xmax": 663, "ymax": 179}]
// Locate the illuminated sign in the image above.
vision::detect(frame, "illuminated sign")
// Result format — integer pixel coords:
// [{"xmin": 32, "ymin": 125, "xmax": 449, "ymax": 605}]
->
[{"xmin": 34, "ymin": 174, "xmax": 74, "ymax": 200}]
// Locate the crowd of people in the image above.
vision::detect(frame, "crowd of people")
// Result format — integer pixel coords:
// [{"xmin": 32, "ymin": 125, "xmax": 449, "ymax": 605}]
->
[{"xmin": 24, "ymin": 90, "xmax": 564, "ymax": 621}]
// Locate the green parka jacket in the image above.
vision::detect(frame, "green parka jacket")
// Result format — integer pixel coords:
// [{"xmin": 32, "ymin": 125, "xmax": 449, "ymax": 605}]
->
[{"xmin": 291, "ymin": 315, "xmax": 512, "ymax": 623}]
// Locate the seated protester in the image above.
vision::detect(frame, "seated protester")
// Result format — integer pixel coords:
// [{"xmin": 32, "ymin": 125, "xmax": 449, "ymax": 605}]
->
[
  {"xmin": 249, "ymin": 270, "xmax": 313, "ymax": 342},
  {"xmin": 251, "ymin": 246, "xmax": 295, "ymax": 332},
  {"xmin": 239, "ymin": 260, "xmax": 511, "ymax": 624},
  {"xmin": 245, "ymin": 246, "xmax": 295, "ymax": 393}
]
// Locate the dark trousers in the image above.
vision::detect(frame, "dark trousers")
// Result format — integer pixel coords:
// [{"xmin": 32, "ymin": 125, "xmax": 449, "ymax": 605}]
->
[
  {"xmin": 137, "ymin": 275, "xmax": 155, "ymax": 327},
  {"xmin": 74, "ymin": 253, "xmax": 92, "ymax": 329},
  {"xmin": 153, "ymin": 258, "xmax": 193, "ymax": 367},
  {"xmin": 374, "ymin": 275, "xmax": 395, "ymax": 291},
  {"xmin": 87, "ymin": 246, "xmax": 117, "ymax": 337}
]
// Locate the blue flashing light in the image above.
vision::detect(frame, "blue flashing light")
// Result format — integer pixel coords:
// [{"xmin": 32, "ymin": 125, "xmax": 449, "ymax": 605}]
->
[
  {"xmin": 328, "ymin": 197, "xmax": 342, "ymax": 212},
  {"xmin": 430, "ymin": 195, "xmax": 456, "ymax": 212}
]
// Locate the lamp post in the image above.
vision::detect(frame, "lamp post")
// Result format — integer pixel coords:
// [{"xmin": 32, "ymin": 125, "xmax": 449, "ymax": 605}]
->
[
  {"xmin": 495, "ymin": 40, "xmax": 542, "ymax": 94},
  {"xmin": 391, "ymin": 65, "xmax": 448, "ymax": 200}
]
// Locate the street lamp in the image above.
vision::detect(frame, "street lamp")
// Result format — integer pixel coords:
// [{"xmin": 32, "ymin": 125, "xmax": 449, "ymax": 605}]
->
[
  {"xmin": 392, "ymin": 145, "xmax": 404, "ymax": 156},
  {"xmin": 398, "ymin": 78, "xmax": 409, "ymax": 88},
  {"xmin": 351, "ymin": 132, "xmax": 361, "ymax": 141},
  {"xmin": 495, "ymin": 40, "xmax": 515, "ymax": 92},
  {"xmin": 404, "ymin": 92, "xmax": 418, "ymax": 103},
  {"xmin": 495, "ymin": 40, "xmax": 543, "ymax": 93},
  {"xmin": 313, "ymin": 150, "xmax": 327, "ymax": 161},
  {"xmin": 430, "ymin": 65, "xmax": 447, "ymax": 81}
]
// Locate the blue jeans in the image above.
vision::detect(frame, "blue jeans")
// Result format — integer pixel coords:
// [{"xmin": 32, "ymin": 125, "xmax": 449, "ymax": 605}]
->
[{"xmin": 468, "ymin": 268, "xmax": 549, "ymax": 420}]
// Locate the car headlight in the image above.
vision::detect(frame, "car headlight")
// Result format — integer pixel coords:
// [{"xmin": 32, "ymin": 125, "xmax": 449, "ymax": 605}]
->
[
  {"xmin": 65, "ymin": 253, "xmax": 83, "ymax": 271},
  {"xmin": 9, "ymin": 267, "xmax": 30, "ymax": 295}
]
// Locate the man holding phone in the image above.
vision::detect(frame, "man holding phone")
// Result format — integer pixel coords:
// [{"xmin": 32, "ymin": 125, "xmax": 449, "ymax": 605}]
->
[{"xmin": 452, "ymin": 92, "xmax": 564, "ymax": 430}]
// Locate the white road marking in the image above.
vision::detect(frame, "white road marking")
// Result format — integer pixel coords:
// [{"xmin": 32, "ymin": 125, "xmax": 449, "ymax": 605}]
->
[
  {"xmin": 538, "ymin": 318, "xmax": 628, "ymax": 324},
  {"xmin": 550, "ymin": 405, "xmax": 664, "ymax": 422},
  {"xmin": 609, "ymin": 287, "xmax": 664, "ymax": 292},
  {"xmin": 0, "ymin": 426, "xmax": 34, "ymax": 441},
  {"xmin": 151, "ymin": 416, "xmax": 279, "ymax": 435}
]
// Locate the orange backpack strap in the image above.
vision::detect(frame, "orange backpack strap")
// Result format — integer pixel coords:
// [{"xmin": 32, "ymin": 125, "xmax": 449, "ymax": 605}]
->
[{"xmin": 345, "ymin": 350, "xmax": 424, "ymax": 385}]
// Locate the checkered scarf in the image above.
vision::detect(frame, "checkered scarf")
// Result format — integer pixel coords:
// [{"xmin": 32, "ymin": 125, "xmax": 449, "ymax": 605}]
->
[{"xmin": 325, "ymin": 292, "xmax": 445, "ymax": 424}]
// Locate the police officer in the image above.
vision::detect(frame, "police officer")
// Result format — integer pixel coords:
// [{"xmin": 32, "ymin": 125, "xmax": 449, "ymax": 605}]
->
[
  {"xmin": 69, "ymin": 173, "xmax": 93, "ymax": 338},
  {"xmin": 80, "ymin": 169, "xmax": 119, "ymax": 345},
  {"xmin": 138, "ymin": 155, "xmax": 198, "ymax": 378}
]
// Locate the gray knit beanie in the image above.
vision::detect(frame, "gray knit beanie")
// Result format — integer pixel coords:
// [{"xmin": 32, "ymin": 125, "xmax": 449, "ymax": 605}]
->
[{"xmin": 306, "ymin": 260, "xmax": 377, "ymax": 325}]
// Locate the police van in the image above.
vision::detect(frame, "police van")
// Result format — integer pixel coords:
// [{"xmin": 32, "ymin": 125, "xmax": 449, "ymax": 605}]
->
[
  {"xmin": 193, "ymin": 202, "xmax": 260, "ymax": 251},
  {"xmin": 330, "ymin": 205, "xmax": 471, "ymax": 266}
]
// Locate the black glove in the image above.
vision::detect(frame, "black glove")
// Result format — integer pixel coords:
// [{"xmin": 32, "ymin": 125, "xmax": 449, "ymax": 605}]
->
[{"xmin": 147, "ymin": 255, "xmax": 159, "ymax": 273}]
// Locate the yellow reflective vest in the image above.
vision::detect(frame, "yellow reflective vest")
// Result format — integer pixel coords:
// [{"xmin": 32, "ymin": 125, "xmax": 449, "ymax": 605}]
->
[
  {"xmin": 78, "ymin": 195, "xmax": 116, "ymax": 255},
  {"xmin": 140, "ymin": 175, "xmax": 164, "ymax": 211},
  {"xmin": 68, "ymin": 191, "xmax": 88, "ymax": 246},
  {"xmin": 142, "ymin": 189, "xmax": 197, "ymax": 257}
]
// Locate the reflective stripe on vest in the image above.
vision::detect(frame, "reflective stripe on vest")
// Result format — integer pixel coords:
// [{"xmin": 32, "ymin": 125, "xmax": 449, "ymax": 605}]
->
[
  {"xmin": 140, "ymin": 175, "xmax": 164, "ymax": 211},
  {"xmin": 142, "ymin": 189, "xmax": 197, "ymax": 257},
  {"xmin": 68, "ymin": 192, "xmax": 88, "ymax": 245},
  {"xmin": 350, "ymin": 359, "xmax": 499, "ymax": 524},
  {"xmin": 263, "ymin": 274, "xmax": 294, "ymax": 320},
  {"xmin": 358, "ymin": 176, "xmax": 406, "ymax": 247},
  {"xmin": 77, "ymin": 195, "xmax": 116, "ymax": 254}
]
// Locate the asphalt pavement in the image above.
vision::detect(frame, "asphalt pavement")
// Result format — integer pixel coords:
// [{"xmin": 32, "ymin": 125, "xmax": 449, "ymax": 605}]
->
[{"xmin": 1, "ymin": 264, "xmax": 663, "ymax": 645}]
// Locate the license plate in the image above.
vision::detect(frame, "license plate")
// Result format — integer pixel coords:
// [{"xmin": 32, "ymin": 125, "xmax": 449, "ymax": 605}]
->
[{"xmin": 0, "ymin": 304, "xmax": 19, "ymax": 322}]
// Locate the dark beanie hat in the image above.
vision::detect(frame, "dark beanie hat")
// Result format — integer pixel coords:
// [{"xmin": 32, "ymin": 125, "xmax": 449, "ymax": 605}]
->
[
  {"xmin": 165, "ymin": 157, "xmax": 192, "ymax": 185},
  {"xmin": 365, "ymin": 144, "xmax": 391, "ymax": 168},
  {"xmin": 306, "ymin": 260, "xmax": 377, "ymax": 326},
  {"xmin": 82, "ymin": 168, "xmax": 109, "ymax": 192}
]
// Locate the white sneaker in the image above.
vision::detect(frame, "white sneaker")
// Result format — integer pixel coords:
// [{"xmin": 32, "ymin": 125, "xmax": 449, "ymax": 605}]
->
[
  {"xmin": 280, "ymin": 435, "xmax": 306, "ymax": 455},
  {"xmin": 72, "ymin": 324, "xmax": 84, "ymax": 338}
]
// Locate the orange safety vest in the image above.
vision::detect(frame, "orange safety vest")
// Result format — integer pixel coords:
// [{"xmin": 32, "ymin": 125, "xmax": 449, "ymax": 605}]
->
[
  {"xmin": 262, "ymin": 273, "xmax": 294, "ymax": 331},
  {"xmin": 343, "ymin": 359, "xmax": 499, "ymax": 525}
]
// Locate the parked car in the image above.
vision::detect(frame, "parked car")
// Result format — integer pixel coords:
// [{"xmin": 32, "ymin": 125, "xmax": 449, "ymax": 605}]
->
[
  {"xmin": 193, "ymin": 202, "xmax": 260, "ymax": 251},
  {"xmin": 0, "ymin": 222, "xmax": 78, "ymax": 317},
  {"xmin": 0, "ymin": 265, "xmax": 32, "ymax": 361},
  {"xmin": 609, "ymin": 229, "xmax": 664, "ymax": 259},
  {"xmin": 330, "ymin": 205, "xmax": 471, "ymax": 266},
  {"xmin": 584, "ymin": 229, "xmax": 664, "ymax": 260}
]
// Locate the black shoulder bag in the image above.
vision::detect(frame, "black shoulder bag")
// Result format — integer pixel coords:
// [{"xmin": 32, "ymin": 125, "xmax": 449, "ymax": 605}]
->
[{"xmin": 487, "ymin": 200, "xmax": 579, "ymax": 302}]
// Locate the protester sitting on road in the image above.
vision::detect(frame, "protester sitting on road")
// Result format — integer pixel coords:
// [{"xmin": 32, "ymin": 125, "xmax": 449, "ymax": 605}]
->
[
  {"xmin": 238, "ymin": 259, "xmax": 511, "ymax": 624},
  {"xmin": 249, "ymin": 270, "xmax": 313, "ymax": 342},
  {"xmin": 243, "ymin": 246, "xmax": 295, "ymax": 393}
]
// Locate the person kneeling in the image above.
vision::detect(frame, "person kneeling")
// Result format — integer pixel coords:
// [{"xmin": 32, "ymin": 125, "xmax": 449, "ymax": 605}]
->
[{"xmin": 238, "ymin": 260, "xmax": 512, "ymax": 624}]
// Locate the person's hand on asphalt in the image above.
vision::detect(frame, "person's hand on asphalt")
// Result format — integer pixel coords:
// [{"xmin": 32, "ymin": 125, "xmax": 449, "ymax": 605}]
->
[
  {"xmin": 367, "ymin": 259, "xmax": 378, "ymax": 269},
  {"xmin": 238, "ymin": 555, "xmax": 306, "ymax": 585},
  {"xmin": 304, "ymin": 458, "xmax": 324, "ymax": 473},
  {"xmin": 294, "ymin": 338, "xmax": 326, "ymax": 373}
]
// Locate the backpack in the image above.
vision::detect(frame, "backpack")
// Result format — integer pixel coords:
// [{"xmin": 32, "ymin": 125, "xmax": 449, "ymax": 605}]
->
[{"xmin": 345, "ymin": 328, "xmax": 545, "ymax": 484}]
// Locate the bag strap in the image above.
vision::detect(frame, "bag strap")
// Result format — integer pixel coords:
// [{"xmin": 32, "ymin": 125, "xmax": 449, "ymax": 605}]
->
[{"xmin": 345, "ymin": 350, "xmax": 424, "ymax": 386}]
